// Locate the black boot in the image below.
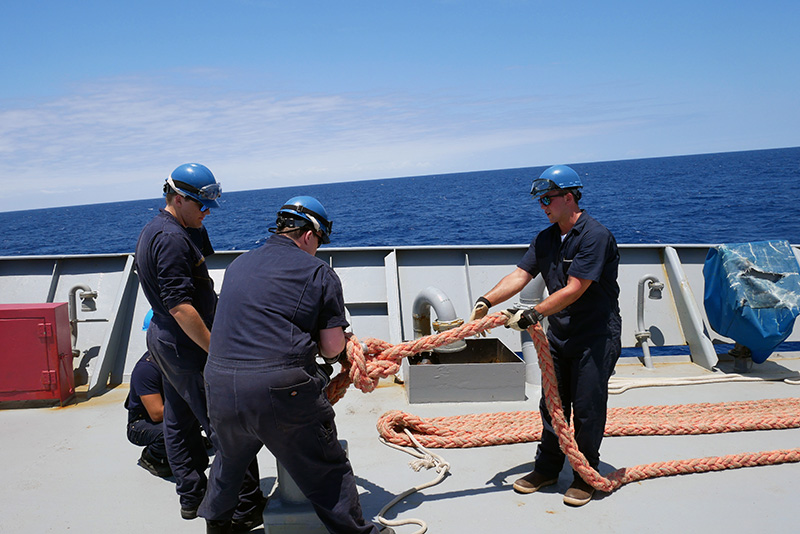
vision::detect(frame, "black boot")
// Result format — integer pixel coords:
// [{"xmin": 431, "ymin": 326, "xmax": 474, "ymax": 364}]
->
[
  {"xmin": 138, "ymin": 448, "xmax": 172, "ymax": 478},
  {"xmin": 206, "ymin": 519, "xmax": 232, "ymax": 534},
  {"xmin": 231, "ymin": 495, "xmax": 268, "ymax": 533}
]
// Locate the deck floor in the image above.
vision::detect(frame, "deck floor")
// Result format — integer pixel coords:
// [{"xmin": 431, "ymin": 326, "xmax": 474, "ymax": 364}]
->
[{"xmin": 2, "ymin": 354, "xmax": 799, "ymax": 533}]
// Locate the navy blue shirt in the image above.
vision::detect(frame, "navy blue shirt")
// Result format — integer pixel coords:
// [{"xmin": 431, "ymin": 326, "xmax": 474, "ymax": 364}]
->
[
  {"xmin": 135, "ymin": 209, "xmax": 217, "ymax": 348},
  {"xmin": 125, "ymin": 353, "xmax": 164, "ymax": 424},
  {"xmin": 518, "ymin": 211, "xmax": 620, "ymax": 340},
  {"xmin": 209, "ymin": 235, "xmax": 348, "ymax": 370}
]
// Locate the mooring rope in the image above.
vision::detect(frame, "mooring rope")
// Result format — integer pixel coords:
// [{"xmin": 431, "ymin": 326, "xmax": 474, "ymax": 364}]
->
[
  {"xmin": 376, "ymin": 396, "xmax": 800, "ymax": 448},
  {"xmin": 326, "ymin": 313, "xmax": 507, "ymax": 404},
  {"xmin": 527, "ymin": 322, "xmax": 800, "ymax": 492},
  {"xmin": 328, "ymin": 314, "xmax": 506, "ymax": 532},
  {"xmin": 332, "ymin": 311, "xmax": 800, "ymax": 494}
]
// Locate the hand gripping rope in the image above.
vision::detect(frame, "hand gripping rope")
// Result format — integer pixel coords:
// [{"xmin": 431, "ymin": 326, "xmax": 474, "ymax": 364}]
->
[{"xmin": 329, "ymin": 312, "xmax": 800, "ymax": 532}]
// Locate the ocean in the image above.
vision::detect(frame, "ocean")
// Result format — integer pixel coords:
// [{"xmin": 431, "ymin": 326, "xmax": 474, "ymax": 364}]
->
[{"xmin": 1, "ymin": 147, "xmax": 798, "ymax": 256}]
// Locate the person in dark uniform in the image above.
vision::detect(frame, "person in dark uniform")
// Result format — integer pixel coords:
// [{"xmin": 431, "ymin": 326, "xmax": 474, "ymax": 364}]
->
[
  {"xmin": 468, "ymin": 164, "xmax": 621, "ymax": 507},
  {"xmin": 134, "ymin": 163, "xmax": 264, "ymax": 525},
  {"xmin": 199, "ymin": 196, "xmax": 387, "ymax": 534},
  {"xmin": 125, "ymin": 351, "xmax": 172, "ymax": 478}
]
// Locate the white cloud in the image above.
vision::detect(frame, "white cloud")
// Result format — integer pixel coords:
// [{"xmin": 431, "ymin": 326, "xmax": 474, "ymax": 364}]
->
[{"xmin": 0, "ymin": 73, "xmax": 740, "ymax": 212}]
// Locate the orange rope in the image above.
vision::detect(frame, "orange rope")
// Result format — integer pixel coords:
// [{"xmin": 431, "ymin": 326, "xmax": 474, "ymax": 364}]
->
[
  {"xmin": 331, "ymin": 312, "xmax": 800, "ymax": 492},
  {"xmin": 326, "ymin": 312, "xmax": 508, "ymax": 404},
  {"xmin": 527, "ymin": 322, "xmax": 800, "ymax": 492},
  {"xmin": 375, "ymin": 397, "xmax": 800, "ymax": 448}
]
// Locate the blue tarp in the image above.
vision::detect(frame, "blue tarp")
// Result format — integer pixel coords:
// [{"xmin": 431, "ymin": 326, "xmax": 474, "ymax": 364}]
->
[{"xmin": 703, "ymin": 240, "xmax": 800, "ymax": 363}]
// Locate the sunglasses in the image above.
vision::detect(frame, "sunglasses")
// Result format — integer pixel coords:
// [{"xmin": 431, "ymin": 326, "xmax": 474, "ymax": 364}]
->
[
  {"xmin": 185, "ymin": 195, "xmax": 210, "ymax": 212},
  {"xmin": 538, "ymin": 191, "xmax": 567, "ymax": 206}
]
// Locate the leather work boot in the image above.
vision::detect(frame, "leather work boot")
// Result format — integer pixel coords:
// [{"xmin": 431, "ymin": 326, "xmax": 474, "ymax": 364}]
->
[
  {"xmin": 512, "ymin": 470, "xmax": 558, "ymax": 494},
  {"xmin": 563, "ymin": 477, "xmax": 595, "ymax": 506}
]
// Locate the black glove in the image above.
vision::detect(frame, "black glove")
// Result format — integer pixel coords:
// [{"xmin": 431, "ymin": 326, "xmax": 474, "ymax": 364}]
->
[
  {"xmin": 322, "ymin": 347, "xmax": 346, "ymax": 365},
  {"xmin": 502, "ymin": 308, "xmax": 544, "ymax": 331}
]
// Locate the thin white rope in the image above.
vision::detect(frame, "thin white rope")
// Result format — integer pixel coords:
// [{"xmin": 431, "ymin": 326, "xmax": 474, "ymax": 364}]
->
[
  {"xmin": 376, "ymin": 429, "xmax": 451, "ymax": 534},
  {"xmin": 608, "ymin": 371, "xmax": 800, "ymax": 394}
]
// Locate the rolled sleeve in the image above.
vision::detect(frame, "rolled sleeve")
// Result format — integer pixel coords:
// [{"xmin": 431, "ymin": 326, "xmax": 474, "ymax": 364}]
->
[{"xmin": 152, "ymin": 233, "xmax": 197, "ymax": 311}]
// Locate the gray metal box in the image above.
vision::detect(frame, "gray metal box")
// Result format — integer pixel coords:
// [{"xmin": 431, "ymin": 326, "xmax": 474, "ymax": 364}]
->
[{"xmin": 403, "ymin": 338, "xmax": 525, "ymax": 403}]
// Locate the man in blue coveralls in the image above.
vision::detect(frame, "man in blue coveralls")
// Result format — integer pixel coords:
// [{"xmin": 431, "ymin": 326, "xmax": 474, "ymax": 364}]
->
[
  {"xmin": 469, "ymin": 164, "xmax": 621, "ymax": 507},
  {"xmin": 134, "ymin": 163, "xmax": 264, "ymax": 527},
  {"xmin": 199, "ymin": 196, "xmax": 388, "ymax": 534},
  {"xmin": 125, "ymin": 351, "xmax": 172, "ymax": 478}
]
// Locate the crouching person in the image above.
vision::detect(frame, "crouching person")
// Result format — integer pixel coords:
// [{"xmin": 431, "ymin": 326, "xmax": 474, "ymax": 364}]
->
[{"xmin": 125, "ymin": 351, "xmax": 171, "ymax": 478}]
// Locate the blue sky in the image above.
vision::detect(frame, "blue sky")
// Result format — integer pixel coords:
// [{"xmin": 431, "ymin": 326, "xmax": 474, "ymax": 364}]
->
[{"xmin": 1, "ymin": 1, "xmax": 798, "ymax": 212}]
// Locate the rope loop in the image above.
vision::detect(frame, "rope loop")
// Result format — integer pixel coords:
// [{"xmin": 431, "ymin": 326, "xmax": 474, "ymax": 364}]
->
[{"xmin": 326, "ymin": 312, "xmax": 508, "ymax": 403}]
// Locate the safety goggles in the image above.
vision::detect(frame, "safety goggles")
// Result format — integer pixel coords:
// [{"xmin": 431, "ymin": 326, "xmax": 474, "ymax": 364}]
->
[
  {"xmin": 279, "ymin": 204, "xmax": 333, "ymax": 240},
  {"xmin": 538, "ymin": 191, "xmax": 567, "ymax": 206},
  {"xmin": 530, "ymin": 178, "xmax": 558, "ymax": 198},
  {"xmin": 167, "ymin": 177, "xmax": 222, "ymax": 201}
]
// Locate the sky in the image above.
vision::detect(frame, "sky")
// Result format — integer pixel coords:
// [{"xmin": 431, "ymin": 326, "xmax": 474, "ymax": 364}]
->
[{"xmin": 1, "ymin": 1, "xmax": 798, "ymax": 213}]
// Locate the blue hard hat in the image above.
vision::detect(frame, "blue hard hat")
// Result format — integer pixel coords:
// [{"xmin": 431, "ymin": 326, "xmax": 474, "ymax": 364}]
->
[
  {"xmin": 530, "ymin": 165, "xmax": 583, "ymax": 198},
  {"xmin": 277, "ymin": 196, "xmax": 333, "ymax": 244},
  {"xmin": 164, "ymin": 163, "xmax": 222, "ymax": 210}
]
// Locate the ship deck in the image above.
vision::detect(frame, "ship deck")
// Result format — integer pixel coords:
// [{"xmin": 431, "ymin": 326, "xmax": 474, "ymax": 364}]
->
[{"xmin": 2, "ymin": 352, "xmax": 799, "ymax": 534}]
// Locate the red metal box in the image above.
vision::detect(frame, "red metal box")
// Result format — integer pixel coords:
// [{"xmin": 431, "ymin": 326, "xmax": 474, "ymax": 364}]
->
[{"xmin": 0, "ymin": 303, "xmax": 75, "ymax": 405}]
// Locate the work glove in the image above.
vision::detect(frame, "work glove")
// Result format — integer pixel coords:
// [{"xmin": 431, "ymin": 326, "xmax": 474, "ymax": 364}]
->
[
  {"xmin": 502, "ymin": 307, "xmax": 544, "ymax": 331},
  {"xmin": 468, "ymin": 297, "xmax": 492, "ymax": 337},
  {"xmin": 321, "ymin": 347, "xmax": 345, "ymax": 365}
]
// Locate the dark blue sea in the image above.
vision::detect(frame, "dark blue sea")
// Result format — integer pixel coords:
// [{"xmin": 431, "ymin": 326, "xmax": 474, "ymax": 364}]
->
[{"xmin": 1, "ymin": 147, "xmax": 798, "ymax": 256}]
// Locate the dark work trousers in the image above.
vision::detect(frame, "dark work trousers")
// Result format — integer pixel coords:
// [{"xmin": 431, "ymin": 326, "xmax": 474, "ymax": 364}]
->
[
  {"xmin": 148, "ymin": 327, "xmax": 263, "ymax": 519},
  {"xmin": 127, "ymin": 418, "xmax": 167, "ymax": 461},
  {"xmin": 533, "ymin": 330, "xmax": 621, "ymax": 479},
  {"xmin": 199, "ymin": 361, "xmax": 378, "ymax": 534}
]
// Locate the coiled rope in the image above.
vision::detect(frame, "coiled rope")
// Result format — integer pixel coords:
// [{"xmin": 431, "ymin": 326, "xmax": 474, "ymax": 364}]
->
[{"xmin": 331, "ymin": 312, "xmax": 800, "ymax": 529}]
